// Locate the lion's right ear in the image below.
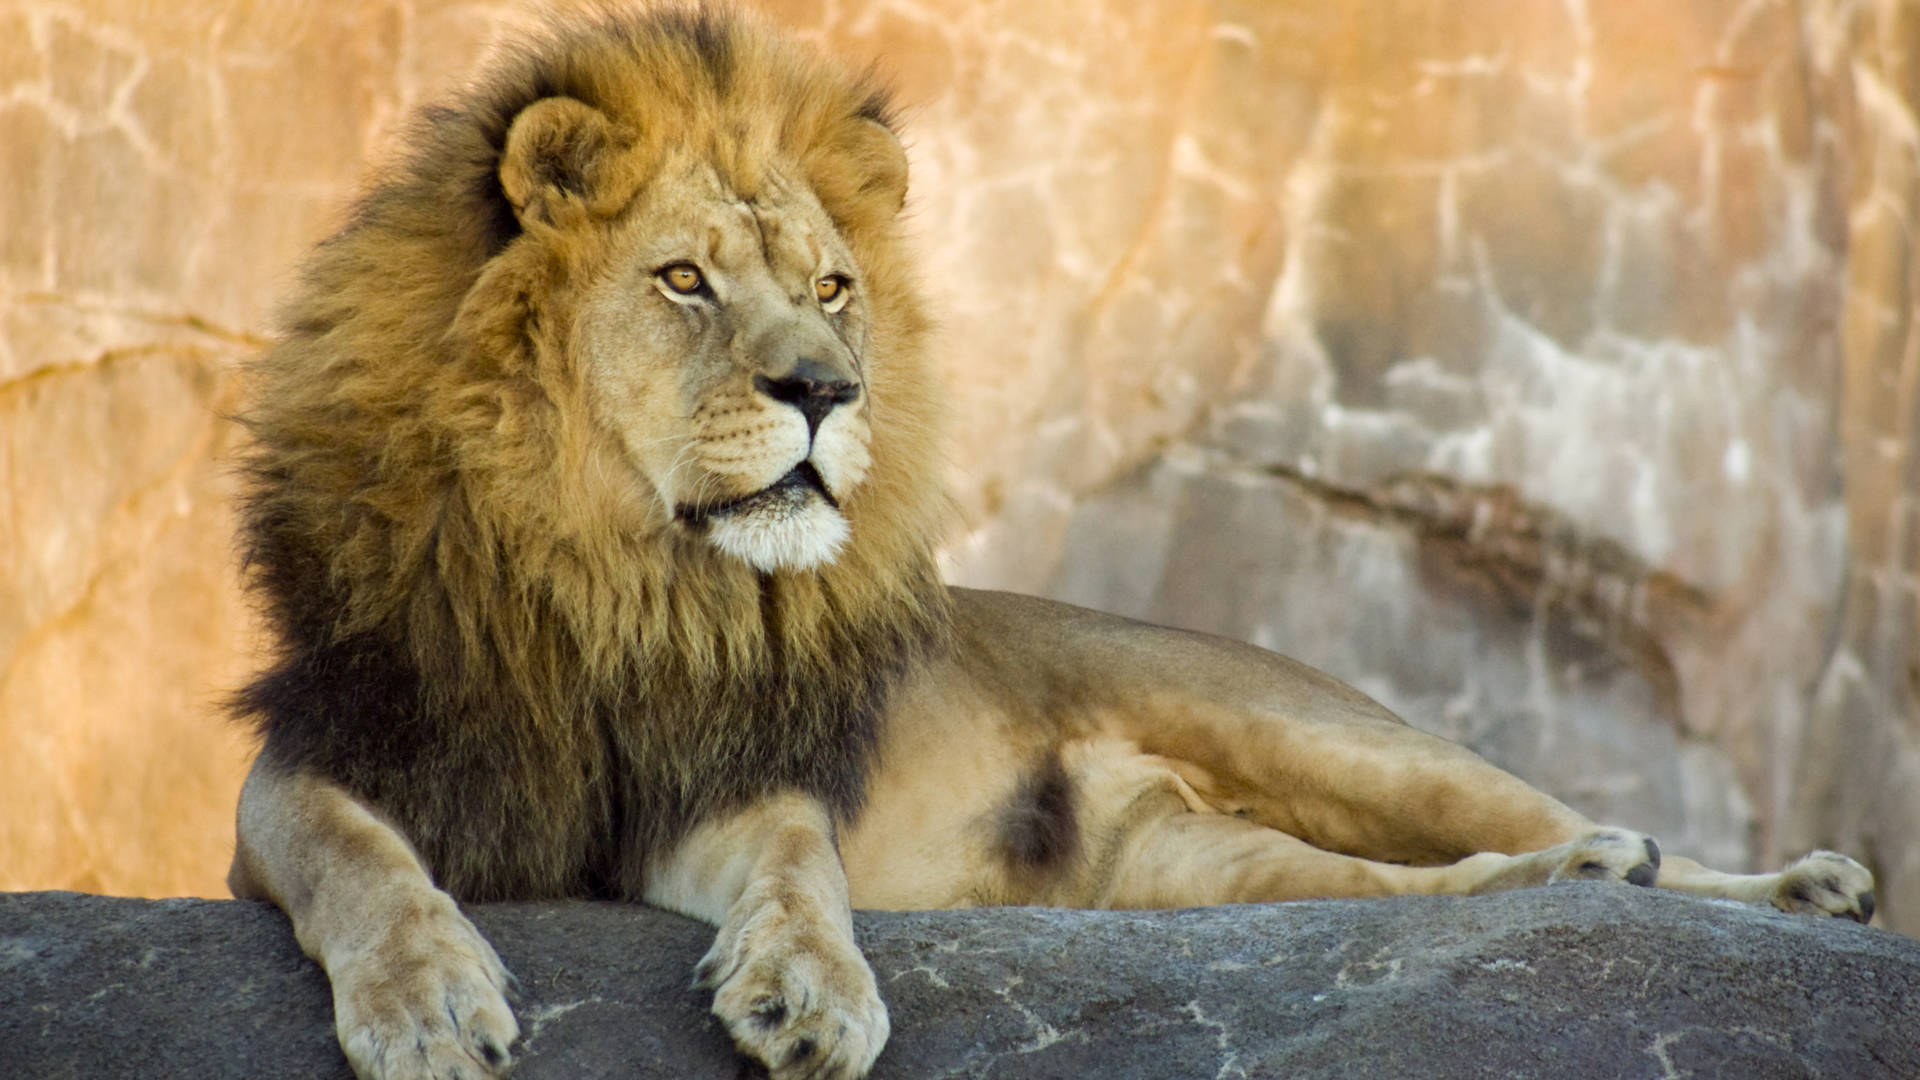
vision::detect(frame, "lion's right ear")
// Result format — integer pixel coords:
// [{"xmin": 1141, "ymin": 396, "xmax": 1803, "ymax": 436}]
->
[
  {"xmin": 500, "ymin": 97, "xmax": 631, "ymax": 225},
  {"xmin": 806, "ymin": 116, "xmax": 910, "ymax": 236}
]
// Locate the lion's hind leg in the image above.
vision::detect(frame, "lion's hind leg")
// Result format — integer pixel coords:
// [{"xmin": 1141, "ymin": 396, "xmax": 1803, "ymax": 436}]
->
[
  {"xmin": 1074, "ymin": 734, "xmax": 1873, "ymax": 919},
  {"xmin": 1090, "ymin": 806, "xmax": 1665, "ymax": 908},
  {"xmin": 1062, "ymin": 744, "xmax": 1661, "ymax": 908}
]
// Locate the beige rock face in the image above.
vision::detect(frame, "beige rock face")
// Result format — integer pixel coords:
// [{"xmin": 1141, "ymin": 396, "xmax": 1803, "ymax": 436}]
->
[{"xmin": 3, "ymin": 1, "xmax": 1915, "ymax": 931}]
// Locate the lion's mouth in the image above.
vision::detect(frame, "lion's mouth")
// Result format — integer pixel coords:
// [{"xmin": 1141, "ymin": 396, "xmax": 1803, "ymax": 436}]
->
[{"xmin": 677, "ymin": 461, "xmax": 837, "ymax": 526}]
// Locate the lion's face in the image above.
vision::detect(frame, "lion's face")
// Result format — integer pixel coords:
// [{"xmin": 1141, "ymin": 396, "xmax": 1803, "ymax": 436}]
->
[
  {"xmin": 570, "ymin": 157, "xmax": 874, "ymax": 573},
  {"xmin": 468, "ymin": 60, "xmax": 921, "ymax": 582}
]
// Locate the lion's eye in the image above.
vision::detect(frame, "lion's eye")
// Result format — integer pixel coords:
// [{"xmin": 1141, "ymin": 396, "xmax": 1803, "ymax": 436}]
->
[
  {"xmin": 659, "ymin": 264, "xmax": 706, "ymax": 295},
  {"xmin": 816, "ymin": 274, "xmax": 849, "ymax": 306}
]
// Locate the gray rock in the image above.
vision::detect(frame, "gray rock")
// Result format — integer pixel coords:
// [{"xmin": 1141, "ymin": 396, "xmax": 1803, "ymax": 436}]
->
[{"xmin": 2, "ymin": 886, "xmax": 1915, "ymax": 1079}]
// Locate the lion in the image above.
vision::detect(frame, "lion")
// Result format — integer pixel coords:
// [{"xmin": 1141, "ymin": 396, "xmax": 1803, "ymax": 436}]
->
[{"xmin": 226, "ymin": 8, "xmax": 1878, "ymax": 1080}]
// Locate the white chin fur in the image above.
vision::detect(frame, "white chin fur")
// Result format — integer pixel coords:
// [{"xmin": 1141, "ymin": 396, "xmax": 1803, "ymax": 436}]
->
[{"xmin": 708, "ymin": 496, "xmax": 850, "ymax": 573}]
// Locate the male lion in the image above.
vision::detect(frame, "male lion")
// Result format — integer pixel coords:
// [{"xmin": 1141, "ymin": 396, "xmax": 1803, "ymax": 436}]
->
[{"xmin": 228, "ymin": 8, "xmax": 1877, "ymax": 1080}]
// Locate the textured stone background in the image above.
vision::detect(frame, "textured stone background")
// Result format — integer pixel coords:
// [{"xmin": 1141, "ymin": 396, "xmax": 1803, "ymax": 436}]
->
[{"xmin": 1, "ymin": 1, "xmax": 1916, "ymax": 930}]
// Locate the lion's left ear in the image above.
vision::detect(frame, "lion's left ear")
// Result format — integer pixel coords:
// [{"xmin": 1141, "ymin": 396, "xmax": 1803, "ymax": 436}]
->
[
  {"xmin": 808, "ymin": 117, "xmax": 910, "ymax": 232},
  {"xmin": 500, "ymin": 96, "xmax": 632, "ymax": 225}
]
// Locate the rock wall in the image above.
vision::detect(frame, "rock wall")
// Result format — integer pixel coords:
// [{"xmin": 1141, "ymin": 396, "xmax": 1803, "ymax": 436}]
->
[{"xmin": 2, "ymin": 2, "xmax": 1916, "ymax": 929}]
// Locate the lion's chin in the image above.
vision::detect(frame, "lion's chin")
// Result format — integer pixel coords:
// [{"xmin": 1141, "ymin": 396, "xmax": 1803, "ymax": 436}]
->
[
  {"xmin": 707, "ymin": 495, "xmax": 850, "ymax": 573},
  {"xmin": 687, "ymin": 466, "xmax": 850, "ymax": 573}
]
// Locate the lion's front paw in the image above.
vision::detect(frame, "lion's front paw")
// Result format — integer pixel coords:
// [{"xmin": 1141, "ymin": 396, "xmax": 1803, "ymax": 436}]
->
[
  {"xmin": 1770, "ymin": 850, "xmax": 1876, "ymax": 922},
  {"xmin": 696, "ymin": 901, "xmax": 888, "ymax": 1079},
  {"xmin": 328, "ymin": 892, "xmax": 519, "ymax": 1080}
]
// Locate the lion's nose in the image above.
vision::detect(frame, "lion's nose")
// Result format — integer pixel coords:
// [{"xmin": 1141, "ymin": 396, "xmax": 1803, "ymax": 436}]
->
[{"xmin": 753, "ymin": 360, "xmax": 860, "ymax": 435}]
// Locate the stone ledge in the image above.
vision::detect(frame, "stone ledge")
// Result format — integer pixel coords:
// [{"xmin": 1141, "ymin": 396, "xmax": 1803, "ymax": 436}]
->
[{"xmin": 3, "ymin": 886, "xmax": 1916, "ymax": 1079}]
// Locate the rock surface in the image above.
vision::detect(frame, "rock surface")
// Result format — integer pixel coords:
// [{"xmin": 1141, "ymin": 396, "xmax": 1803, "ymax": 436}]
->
[{"xmin": 3, "ymin": 886, "xmax": 1917, "ymax": 1079}]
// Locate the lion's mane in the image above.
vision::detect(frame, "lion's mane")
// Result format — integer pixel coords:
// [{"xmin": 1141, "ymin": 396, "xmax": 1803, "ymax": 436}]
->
[{"xmin": 234, "ymin": 6, "xmax": 950, "ymax": 901}]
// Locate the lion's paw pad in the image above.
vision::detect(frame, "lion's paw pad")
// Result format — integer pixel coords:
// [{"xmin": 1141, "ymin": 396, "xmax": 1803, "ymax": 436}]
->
[{"xmin": 1772, "ymin": 850, "xmax": 1875, "ymax": 922}]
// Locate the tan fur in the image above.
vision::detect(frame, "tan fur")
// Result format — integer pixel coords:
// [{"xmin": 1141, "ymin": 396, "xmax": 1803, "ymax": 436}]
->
[{"xmin": 230, "ymin": 9, "xmax": 1876, "ymax": 1080}]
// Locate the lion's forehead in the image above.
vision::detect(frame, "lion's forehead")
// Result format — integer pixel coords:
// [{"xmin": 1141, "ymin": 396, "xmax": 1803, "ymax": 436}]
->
[
  {"xmin": 704, "ymin": 199, "xmax": 827, "ymax": 282},
  {"xmin": 748, "ymin": 199, "xmax": 829, "ymax": 275},
  {"xmin": 633, "ymin": 159, "xmax": 843, "ymax": 284}
]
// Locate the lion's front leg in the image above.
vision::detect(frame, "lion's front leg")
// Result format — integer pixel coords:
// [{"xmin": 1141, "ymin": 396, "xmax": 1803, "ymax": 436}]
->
[
  {"xmin": 229, "ymin": 760, "xmax": 519, "ymax": 1080},
  {"xmin": 647, "ymin": 793, "xmax": 888, "ymax": 1080}
]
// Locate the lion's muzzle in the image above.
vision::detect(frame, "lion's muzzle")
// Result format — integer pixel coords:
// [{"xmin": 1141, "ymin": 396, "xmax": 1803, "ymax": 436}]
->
[
  {"xmin": 673, "ymin": 350, "xmax": 868, "ymax": 574},
  {"xmin": 752, "ymin": 360, "xmax": 861, "ymax": 437},
  {"xmin": 678, "ymin": 359, "xmax": 867, "ymax": 574}
]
